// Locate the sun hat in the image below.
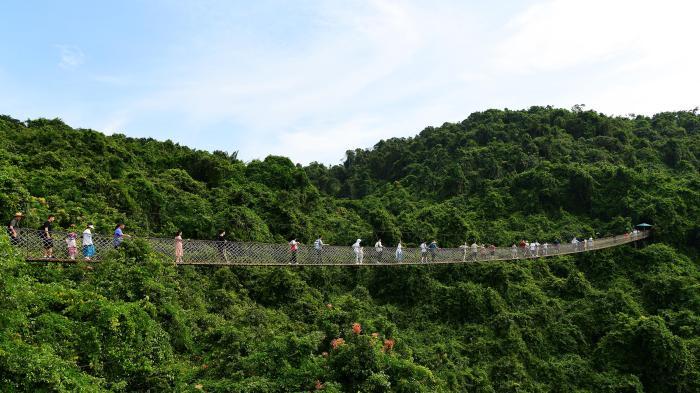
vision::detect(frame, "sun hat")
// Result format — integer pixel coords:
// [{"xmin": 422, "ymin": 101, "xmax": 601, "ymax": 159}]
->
[{"xmin": 14, "ymin": 212, "xmax": 23, "ymax": 217}]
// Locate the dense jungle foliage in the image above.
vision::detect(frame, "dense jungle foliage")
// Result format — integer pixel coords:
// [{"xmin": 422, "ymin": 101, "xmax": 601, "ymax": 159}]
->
[{"xmin": 0, "ymin": 107, "xmax": 699, "ymax": 392}]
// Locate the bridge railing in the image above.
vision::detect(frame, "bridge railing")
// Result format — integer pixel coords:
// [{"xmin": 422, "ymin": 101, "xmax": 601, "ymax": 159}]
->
[{"xmin": 9, "ymin": 228, "xmax": 649, "ymax": 266}]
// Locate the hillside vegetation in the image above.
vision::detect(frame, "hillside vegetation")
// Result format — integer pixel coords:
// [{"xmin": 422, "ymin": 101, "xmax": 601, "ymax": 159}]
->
[{"xmin": 0, "ymin": 107, "xmax": 699, "ymax": 392}]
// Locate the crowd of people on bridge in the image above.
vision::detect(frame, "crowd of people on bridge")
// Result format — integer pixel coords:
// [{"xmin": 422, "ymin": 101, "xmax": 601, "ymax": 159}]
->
[
  {"xmin": 5, "ymin": 212, "xmax": 130, "ymax": 260},
  {"xmin": 284, "ymin": 234, "xmax": 629, "ymax": 265},
  {"xmin": 6, "ymin": 212, "xmax": 646, "ymax": 264}
]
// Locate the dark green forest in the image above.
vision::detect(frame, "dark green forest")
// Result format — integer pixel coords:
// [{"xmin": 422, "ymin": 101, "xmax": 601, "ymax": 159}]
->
[{"xmin": 1, "ymin": 107, "xmax": 699, "ymax": 392}]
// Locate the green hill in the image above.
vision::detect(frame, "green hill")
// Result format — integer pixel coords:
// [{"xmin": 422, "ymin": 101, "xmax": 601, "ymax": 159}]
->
[{"xmin": 0, "ymin": 107, "xmax": 699, "ymax": 392}]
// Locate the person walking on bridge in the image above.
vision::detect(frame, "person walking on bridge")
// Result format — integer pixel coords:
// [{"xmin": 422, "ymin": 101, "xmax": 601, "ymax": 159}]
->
[
  {"xmin": 395, "ymin": 241, "xmax": 404, "ymax": 262},
  {"xmin": 82, "ymin": 223, "xmax": 95, "ymax": 260},
  {"xmin": 314, "ymin": 236, "xmax": 325, "ymax": 264},
  {"xmin": 39, "ymin": 215, "xmax": 56, "ymax": 258},
  {"xmin": 7, "ymin": 212, "xmax": 23, "ymax": 246},
  {"xmin": 530, "ymin": 241, "xmax": 538, "ymax": 257},
  {"xmin": 571, "ymin": 237, "xmax": 579, "ymax": 252},
  {"xmin": 289, "ymin": 239, "xmax": 299, "ymax": 265},
  {"xmin": 215, "ymin": 230, "xmax": 228, "ymax": 262},
  {"xmin": 175, "ymin": 231, "xmax": 184, "ymax": 264},
  {"xmin": 113, "ymin": 223, "xmax": 130, "ymax": 249},
  {"xmin": 352, "ymin": 239, "xmax": 363, "ymax": 264},
  {"xmin": 374, "ymin": 239, "xmax": 383, "ymax": 263},
  {"xmin": 460, "ymin": 242, "xmax": 469, "ymax": 262},
  {"xmin": 65, "ymin": 224, "xmax": 78, "ymax": 260},
  {"xmin": 429, "ymin": 240, "xmax": 438, "ymax": 262},
  {"xmin": 511, "ymin": 244, "xmax": 518, "ymax": 259},
  {"xmin": 419, "ymin": 241, "xmax": 428, "ymax": 263},
  {"xmin": 470, "ymin": 242, "xmax": 478, "ymax": 261}
]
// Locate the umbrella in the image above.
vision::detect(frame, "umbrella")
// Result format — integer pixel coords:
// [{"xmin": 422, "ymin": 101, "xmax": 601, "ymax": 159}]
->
[{"xmin": 635, "ymin": 223, "xmax": 653, "ymax": 228}]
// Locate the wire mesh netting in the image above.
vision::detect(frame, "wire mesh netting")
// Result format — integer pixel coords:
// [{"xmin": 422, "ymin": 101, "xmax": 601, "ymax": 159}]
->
[{"xmin": 9, "ymin": 228, "xmax": 650, "ymax": 266}]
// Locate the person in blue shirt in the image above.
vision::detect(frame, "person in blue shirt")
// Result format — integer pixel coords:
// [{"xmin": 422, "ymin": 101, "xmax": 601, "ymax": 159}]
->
[
  {"xmin": 428, "ymin": 240, "xmax": 438, "ymax": 262},
  {"xmin": 113, "ymin": 223, "xmax": 130, "ymax": 248},
  {"xmin": 314, "ymin": 236, "xmax": 325, "ymax": 264}
]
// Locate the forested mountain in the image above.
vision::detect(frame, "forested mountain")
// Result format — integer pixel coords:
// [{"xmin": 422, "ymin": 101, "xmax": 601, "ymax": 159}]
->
[{"xmin": 0, "ymin": 107, "xmax": 699, "ymax": 392}]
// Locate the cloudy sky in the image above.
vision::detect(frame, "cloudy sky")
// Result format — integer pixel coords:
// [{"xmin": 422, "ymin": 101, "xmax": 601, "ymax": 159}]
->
[{"xmin": 1, "ymin": 0, "xmax": 698, "ymax": 164}]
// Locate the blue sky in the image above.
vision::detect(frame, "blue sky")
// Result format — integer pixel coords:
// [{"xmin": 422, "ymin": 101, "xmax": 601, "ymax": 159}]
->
[{"xmin": 1, "ymin": 1, "xmax": 698, "ymax": 164}]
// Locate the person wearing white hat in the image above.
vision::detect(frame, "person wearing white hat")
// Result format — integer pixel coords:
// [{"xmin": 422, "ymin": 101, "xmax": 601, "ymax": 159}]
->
[
  {"xmin": 289, "ymin": 238, "xmax": 299, "ymax": 264},
  {"xmin": 82, "ymin": 223, "xmax": 96, "ymax": 260},
  {"xmin": 352, "ymin": 239, "xmax": 363, "ymax": 264},
  {"xmin": 7, "ymin": 212, "xmax": 23, "ymax": 246}
]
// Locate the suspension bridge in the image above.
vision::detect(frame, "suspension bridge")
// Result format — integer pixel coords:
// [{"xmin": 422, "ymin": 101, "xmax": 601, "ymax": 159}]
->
[{"xmin": 10, "ymin": 228, "xmax": 650, "ymax": 266}]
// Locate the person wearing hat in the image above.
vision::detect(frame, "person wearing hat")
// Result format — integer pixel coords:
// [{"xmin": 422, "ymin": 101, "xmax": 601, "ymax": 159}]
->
[
  {"xmin": 82, "ymin": 223, "xmax": 95, "ymax": 260},
  {"xmin": 289, "ymin": 238, "xmax": 299, "ymax": 265},
  {"xmin": 7, "ymin": 212, "xmax": 23, "ymax": 245},
  {"xmin": 214, "ymin": 230, "xmax": 227, "ymax": 262},
  {"xmin": 7, "ymin": 212, "xmax": 23, "ymax": 246}
]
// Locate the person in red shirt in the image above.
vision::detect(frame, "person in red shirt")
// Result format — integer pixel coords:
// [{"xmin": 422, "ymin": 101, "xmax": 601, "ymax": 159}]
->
[{"xmin": 289, "ymin": 239, "xmax": 299, "ymax": 264}]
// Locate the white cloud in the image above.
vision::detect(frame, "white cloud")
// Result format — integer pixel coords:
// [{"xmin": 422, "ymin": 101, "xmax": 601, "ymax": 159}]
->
[
  {"xmin": 56, "ymin": 45, "xmax": 85, "ymax": 69},
  {"xmin": 102, "ymin": 1, "xmax": 485, "ymax": 164},
  {"xmin": 494, "ymin": 0, "xmax": 700, "ymax": 74},
  {"xmin": 257, "ymin": 117, "xmax": 385, "ymax": 165},
  {"xmin": 99, "ymin": 113, "xmax": 129, "ymax": 135},
  {"xmin": 19, "ymin": 1, "xmax": 696, "ymax": 165},
  {"xmin": 490, "ymin": 0, "xmax": 700, "ymax": 116}
]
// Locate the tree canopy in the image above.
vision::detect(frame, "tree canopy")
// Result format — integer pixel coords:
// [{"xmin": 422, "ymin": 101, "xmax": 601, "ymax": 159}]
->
[{"xmin": 0, "ymin": 107, "xmax": 698, "ymax": 391}]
